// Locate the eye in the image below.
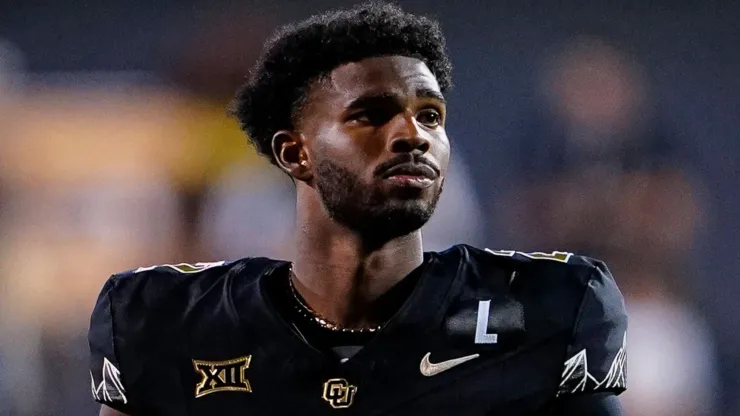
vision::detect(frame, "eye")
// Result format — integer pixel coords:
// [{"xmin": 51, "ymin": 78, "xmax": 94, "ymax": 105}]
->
[
  {"xmin": 347, "ymin": 111, "xmax": 369, "ymax": 123},
  {"xmin": 348, "ymin": 108, "xmax": 394, "ymax": 126},
  {"xmin": 416, "ymin": 108, "xmax": 442, "ymax": 128}
]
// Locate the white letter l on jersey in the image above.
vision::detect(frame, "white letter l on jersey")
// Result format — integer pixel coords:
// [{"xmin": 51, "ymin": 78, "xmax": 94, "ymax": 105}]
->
[{"xmin": 474, "ymin": 300, "xmax": 498, "ymax": 344}]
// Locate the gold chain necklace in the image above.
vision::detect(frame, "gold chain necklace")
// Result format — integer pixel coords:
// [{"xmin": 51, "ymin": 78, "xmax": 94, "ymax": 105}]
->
[{"xmin": 287, "ymin": 269, "xmax": 383, "ymax": 333}]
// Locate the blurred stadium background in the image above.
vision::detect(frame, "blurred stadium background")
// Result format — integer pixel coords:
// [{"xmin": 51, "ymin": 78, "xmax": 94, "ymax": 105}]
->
[{"xmin": 0, "ymin": 1, "xmax": 738, "ymax": 415}]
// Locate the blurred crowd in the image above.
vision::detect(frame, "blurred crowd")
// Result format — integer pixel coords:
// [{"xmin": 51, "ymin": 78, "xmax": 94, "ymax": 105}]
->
[
  {"xmin": 1, "ymin": 2, "xmax": 737, "ymax": 415},
  {"xmin": 500, "ymin": 37, "xmax": 714, "ymax": 415}
]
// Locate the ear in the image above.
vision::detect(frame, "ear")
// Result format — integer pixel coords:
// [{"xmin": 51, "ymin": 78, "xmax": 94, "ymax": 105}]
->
[{"xmin": 271, "ymin": 130, "xmax": 312, "ymax": 181}]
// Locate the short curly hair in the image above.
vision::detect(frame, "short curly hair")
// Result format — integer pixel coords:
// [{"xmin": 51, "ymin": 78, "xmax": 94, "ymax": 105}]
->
[{"xmin": 230, "ymin": 1, "xmax": 452, "ymax": 164}]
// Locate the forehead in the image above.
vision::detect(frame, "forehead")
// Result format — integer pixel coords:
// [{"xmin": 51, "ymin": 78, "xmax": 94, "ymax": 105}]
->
[{"xmin": 317, "ymin": 56, "xmax": 441, "ymax": 105}]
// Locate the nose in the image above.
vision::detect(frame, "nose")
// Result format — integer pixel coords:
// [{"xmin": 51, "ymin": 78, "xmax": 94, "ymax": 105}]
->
[{"xmin": 387, "ymin": 113, "xmax": 430, "ymax": 154}]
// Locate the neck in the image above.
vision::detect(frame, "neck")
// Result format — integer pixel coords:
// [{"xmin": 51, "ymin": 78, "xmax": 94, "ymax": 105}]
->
[{"xmin": 291, "ymin": 189, "xmax": 424, "ymax": 328}]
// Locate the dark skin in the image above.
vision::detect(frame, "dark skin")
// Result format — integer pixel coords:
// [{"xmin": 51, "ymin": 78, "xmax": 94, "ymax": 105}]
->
[
  {"xmin": 100, "ymin": 55, "xmax": 450, "ymax": 416},
  {"xmin": 276, "ymin": 55, "xmax": 450, "ymax": 327}
]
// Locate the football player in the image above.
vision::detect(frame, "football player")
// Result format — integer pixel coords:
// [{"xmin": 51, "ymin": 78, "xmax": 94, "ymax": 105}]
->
[{"xmin": 89, "ymin": 2, "xmax": 627, "ymax": 415}]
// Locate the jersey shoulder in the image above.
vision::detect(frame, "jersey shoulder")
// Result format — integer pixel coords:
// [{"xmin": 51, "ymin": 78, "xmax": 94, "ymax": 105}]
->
[
  {"xmin": 91, "ymin": 256, "xmax": 284, "ymax": 335},
  {"xmin": 451, "ymin": 244, "xmax": 606, "ymax": 291},
  {"xmin": 99, "ymin": 259, "xmax": 252, "ymax": 319},
  {"xmin": 87, "ymin": 257, "xmax": 282, "ymax": 412},
  {"xmin": 110, "ymin": 259, "xmax": 250, "ymax": 297},
  {"xmin": 453, "ymin": 245, "xmax": 628, "ymax": 396}
]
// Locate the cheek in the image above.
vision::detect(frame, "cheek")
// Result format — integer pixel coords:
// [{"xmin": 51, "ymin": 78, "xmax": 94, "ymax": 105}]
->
[
  {"xmin": 309, "ymin": 127, "xmax": 367, "ymax": 173},
  {"xmin": 314, "ymin": 126, "xmax": 381, "ymax": 167},
  {"xmin": 310, "ymin": 125, "xmax": 349, "ymax": 160}
]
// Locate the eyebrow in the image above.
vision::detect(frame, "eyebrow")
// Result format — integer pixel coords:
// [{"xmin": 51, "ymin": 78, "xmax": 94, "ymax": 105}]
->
[
  {"xmin": 346, "ymin": 88, "xmax": 446, "ymax": 110},
  {"xmin": 416, "ymin": 88, "xmax": 446, "ymax": 104}
]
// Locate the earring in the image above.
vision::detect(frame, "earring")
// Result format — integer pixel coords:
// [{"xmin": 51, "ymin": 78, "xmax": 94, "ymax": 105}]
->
[{"xmin": 300, "ymin": 160, "xmax": 308, "ymax": 167}]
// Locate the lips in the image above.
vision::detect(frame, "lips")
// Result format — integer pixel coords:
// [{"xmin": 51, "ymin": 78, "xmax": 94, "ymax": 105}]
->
[{"xmin": 381, "ymin": 163, "xmax": 438, "ymax": 180}]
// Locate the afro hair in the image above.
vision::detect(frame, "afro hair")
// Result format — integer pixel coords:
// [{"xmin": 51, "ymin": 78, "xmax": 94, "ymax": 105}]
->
[{"xmin": 230, "ymin": 1, "xmax": 452, "ymax": 164}]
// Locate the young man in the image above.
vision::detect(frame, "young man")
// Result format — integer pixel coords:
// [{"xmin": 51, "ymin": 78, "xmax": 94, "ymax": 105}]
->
[{"xmin": 89, "ymin": 3, "xmax": 627, "ymax": 415}]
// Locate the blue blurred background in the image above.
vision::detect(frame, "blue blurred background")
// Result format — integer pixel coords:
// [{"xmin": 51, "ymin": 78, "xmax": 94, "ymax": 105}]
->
[{"xmin": 0, "ymin": 1, "xmax": 738, "ymax": 414}]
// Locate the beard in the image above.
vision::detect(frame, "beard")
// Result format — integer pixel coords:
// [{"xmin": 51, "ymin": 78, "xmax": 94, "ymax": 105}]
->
[{"xmin": 314, "ymin": 158, "xmax": 443, "ymax": 242}]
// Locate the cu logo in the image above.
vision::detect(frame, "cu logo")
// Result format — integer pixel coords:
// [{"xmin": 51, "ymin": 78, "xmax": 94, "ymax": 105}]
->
[{"xmin": 322, "ymin": 378, "xmax": 358, "ymax": 409}]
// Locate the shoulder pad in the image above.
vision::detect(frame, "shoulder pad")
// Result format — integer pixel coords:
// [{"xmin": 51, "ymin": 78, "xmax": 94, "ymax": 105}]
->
[
  {"xmin": 471, "ymin": 245, "xmax": 628, "ymax": 395},
  {"xmin": 88, "ymin": 256, "xmax": 281, "ymax": 411},
  {"xmin": 557, "ymin": 261, "xmax": 628, "ymax": 396},
  {"xmin": 480, "ymin": 247, "xmax": 606, "ymax": 284},
  {"xmin": 107, "ymin": 259, "xmax": 248, "ymax": 309},
  {"xmin": 482, "ymin": 247, "xmax": 605, "ymax": 269}
]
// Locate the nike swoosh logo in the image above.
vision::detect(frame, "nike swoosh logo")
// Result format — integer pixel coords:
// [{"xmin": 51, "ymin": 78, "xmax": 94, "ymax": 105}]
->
[{"xmin": 419, "ymin": 352, "xmax": 480, "ymax": 377}]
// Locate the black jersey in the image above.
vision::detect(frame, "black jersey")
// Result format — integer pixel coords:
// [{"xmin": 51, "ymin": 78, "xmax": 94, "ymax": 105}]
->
[{"xmin": 88, "ymin": 245, "xmax": 627, "ymax": 415}]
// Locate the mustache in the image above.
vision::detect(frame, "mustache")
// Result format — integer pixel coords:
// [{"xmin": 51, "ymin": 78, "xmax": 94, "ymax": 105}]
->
[{"xmin": 373, "ymin": 154, "xmax": 441, "ymax": 178}]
